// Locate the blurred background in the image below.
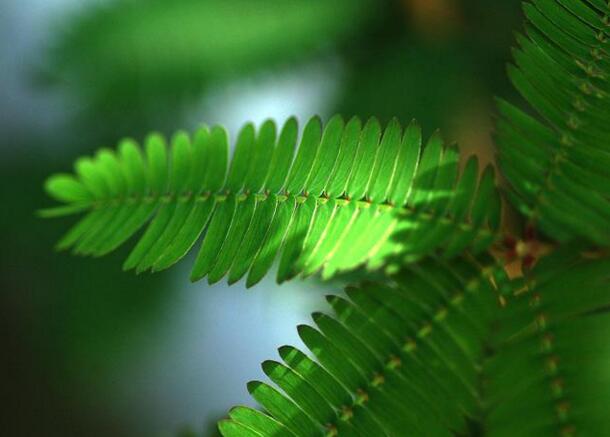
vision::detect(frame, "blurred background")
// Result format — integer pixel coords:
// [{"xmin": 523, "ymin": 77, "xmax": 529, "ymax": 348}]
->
[{"xmin": 0, "ymin": 0, "xmax": 523, "ymax": 435}]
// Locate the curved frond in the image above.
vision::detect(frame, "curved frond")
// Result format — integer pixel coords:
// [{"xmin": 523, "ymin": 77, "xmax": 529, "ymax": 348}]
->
[
  {"xmin": 486, "ymin": 250, "xmax": 610, "ymax": 436},
  {"xmin": 42, "ymin": 116, "xmax": 501, "ymax": 286},
  {"xmin": 496, "ymin": 0, "xmax": 610, "ymax": 245},
  {"xmin": 218, "ymin": 257, "xmax": 504, "ymax": 436},
  {"xmin": 217, "ymin": 249, "xmax": 610, "ymax": 436}
]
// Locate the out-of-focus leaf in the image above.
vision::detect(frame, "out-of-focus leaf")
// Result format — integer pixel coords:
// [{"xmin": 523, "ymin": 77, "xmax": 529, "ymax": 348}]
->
[{"xmin": 41, "ymin": 0, "xmax": 377, "ymax": 133}]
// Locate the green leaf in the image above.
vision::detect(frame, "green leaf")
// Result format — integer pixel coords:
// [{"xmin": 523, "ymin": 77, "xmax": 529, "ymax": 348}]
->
[
  {"xmin": 346, "ymin": 117, "xmax": 381, "ymax": 200},
  {"xmin": 221, "ymin": 251, "xmax": 610, "ymax": 436},
  {"xmin": 43, "ymin": 116, "xmax": 501, "ymax": 286},
  {"xmin": 145, "ymin": 133, "xmax": 169, "ymax": 195},
  {"xmin": 247, "ymin": 381, "xmax": 318, "ymax": 437},
  {"xmin": 285, "ymin": 117, "xmax": 323, "ymax": 195},
  {"xmin": 224, "ymin": 407, "xmax": 293, "ymax": 437},
  {"xmin": 246, "ymin": 198, "xmax": 295, "ymax": 287},
  {"xmin": 44, "ymin": 174, "xmax": 92, "ymax": 203},
  {"xmin": 496, "ymin": 0, "xmax": 610, "ymax": 245},
  {"xmin": 262, "ymin": 360, "xmax": 336, "ymax": 426},
  {"xmin": 219, "ymin": 257, "xmax": 503, "ymax": 436},
  {"xmin": 485, "ymin": 251, "xmax": 610, "ymax": 436},
  {"xmin": 265, "ymin": 118, "xmax": 298, "ymax": 193}
]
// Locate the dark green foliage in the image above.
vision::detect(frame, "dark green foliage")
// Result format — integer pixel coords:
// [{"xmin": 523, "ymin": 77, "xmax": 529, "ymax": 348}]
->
[
  {"xmin": 221, "ymin": 250, "xmax": 610, "ymax": 437},
  {"xmin": 219, "ymin": 257, "xmax": 502, "ymax": 436},
  {"xmin": 42, "ymin": 0, "xmax": 376, "ymax": 133},
  {"xmin": 486, "ymin": 250, "xmax": 610, "ymax": 436},
  {"xmin": 496, "ymin": 0, "xmax": 610, "ymax": 245},
  {"xmin": 42, "ymin": 116, "xmax": 501, "ymax": 286},
  {"xmin": 50, "ymin": 0, "xmax": 373, "ymax": 81}
]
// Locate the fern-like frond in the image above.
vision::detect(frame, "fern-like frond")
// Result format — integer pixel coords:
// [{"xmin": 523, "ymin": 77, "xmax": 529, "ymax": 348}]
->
[
  {"xmin": 496, "ymin": 0, "xmax": 610, "ymax": 245},
  {"xmin": 42, "ymin": 116, "xmax": 501, "ymax": 286},
  {"xmin": 219, "ymin": 257, "xmax": 504, "ymax": 436},
  {"xmin": 485, "ymin": 250, "xmax": 610, "ymax": 436},
  {"xmin": 219, "ymin": 249, "xmax": 610, "ymax": 437}
]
